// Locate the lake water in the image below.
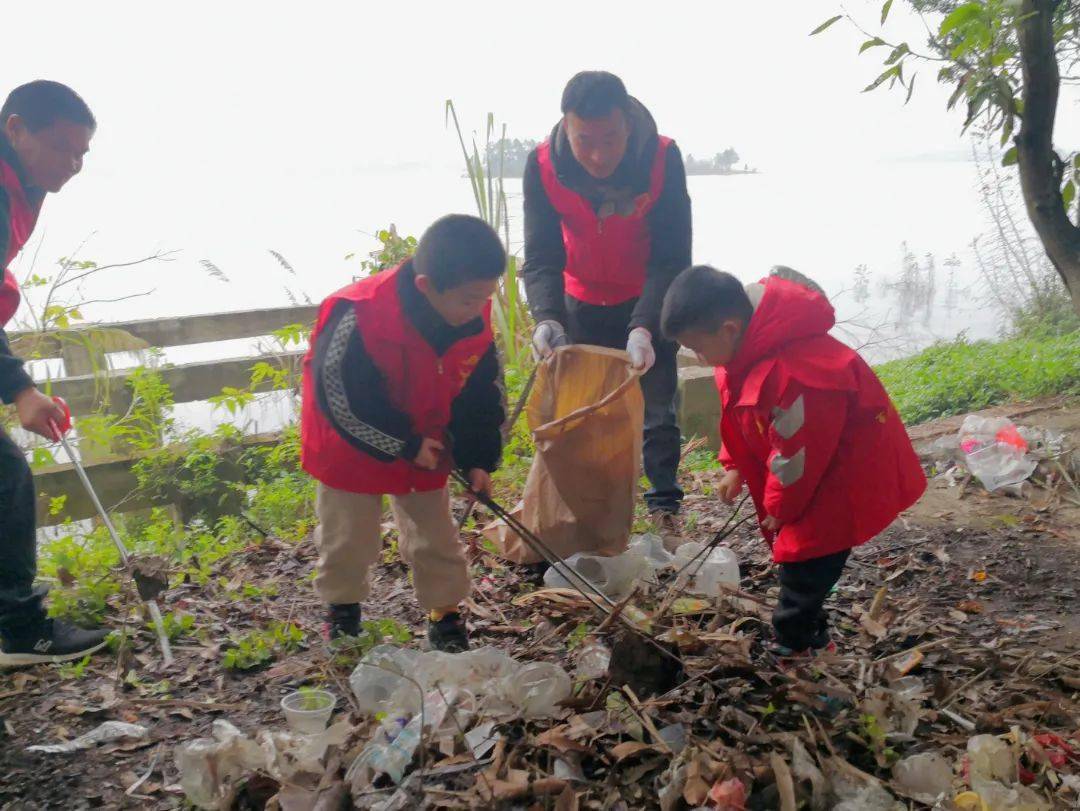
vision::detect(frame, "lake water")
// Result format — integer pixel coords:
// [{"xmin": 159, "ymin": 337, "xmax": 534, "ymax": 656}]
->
[{"xmin": 16, "ymin": 155, "xmax": 1003, "ymax": 441}]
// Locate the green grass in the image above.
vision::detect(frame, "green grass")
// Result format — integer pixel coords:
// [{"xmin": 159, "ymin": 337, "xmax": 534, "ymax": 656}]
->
[{"xmin": 876, "ymin": 333, "xmax": 1080, "ymax": 425}]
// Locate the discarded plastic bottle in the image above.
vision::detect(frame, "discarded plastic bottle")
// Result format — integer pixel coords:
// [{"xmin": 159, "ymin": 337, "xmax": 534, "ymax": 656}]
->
[
  {"xmin": 543, "ymin": 550, "xmax": 651, "ymax": 599},
  {"xmin": 672, "ymin": 542, "xmax": 739, "ymax": 597}
]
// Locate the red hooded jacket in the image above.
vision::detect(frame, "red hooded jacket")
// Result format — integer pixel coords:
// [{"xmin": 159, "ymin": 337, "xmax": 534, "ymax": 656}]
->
[{"xmin": 715, "ymin": 275, "xmax": 926, "ymax": 563}]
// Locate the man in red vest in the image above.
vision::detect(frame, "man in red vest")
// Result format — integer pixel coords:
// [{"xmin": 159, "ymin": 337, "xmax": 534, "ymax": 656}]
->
[
  {"xmin": 661, "ymin": 265, "xmax": 926, "ymax": 656},
  {"xmin": 301, "ymin": 215, "xmax": 506, "ymax": 652},
  {"xmin": 523, "ymin": 71, "xmax": 692, "ymax": 537},
  {"xmin": 1, "ymin": 81, "xmax": 110, "ymax": 665}
]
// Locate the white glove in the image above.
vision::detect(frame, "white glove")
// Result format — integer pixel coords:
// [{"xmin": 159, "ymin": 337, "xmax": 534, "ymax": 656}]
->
[
  {"xmin": 532, "ymin": 320, "xmax": 568, "ymax": 359},
  {"xmin": 626, "ymin": 327, "xmax": 656, "ymax": 373}
]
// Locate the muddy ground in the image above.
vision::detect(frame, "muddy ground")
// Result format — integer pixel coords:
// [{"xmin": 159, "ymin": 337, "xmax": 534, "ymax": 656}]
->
[{"xmin": 1, "ymin": 399, "xmax": 1078, "ymax": 810}]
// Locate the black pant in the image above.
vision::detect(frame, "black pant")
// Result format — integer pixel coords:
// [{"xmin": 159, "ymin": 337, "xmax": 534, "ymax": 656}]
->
[
  {"xmin": 0, "ymin": 427, "xmax": 45, "ymax": 635},
  {"xmin": 772, "ymin": 549, "xmax": 850, "ymax": 651},
  {"xmin": 564, "ymin": 295, "xmax": 683, "ymax": 513}
]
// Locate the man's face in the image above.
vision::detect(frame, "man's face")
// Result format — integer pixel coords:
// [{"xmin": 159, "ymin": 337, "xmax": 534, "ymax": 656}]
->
[
  {"xmin": 674, "ymin": 321, "xmax": 744, "ymax": 367},
  {"xmin": 4, "ymin": 116, "xmax": 93, "ymax": 193},
  {"xmin": 416, "ymin": 275, "xmax": 498, "ymax": 327},
  {"xmin": 564, "ymin": 108, "xmax": 630, "ymax": 180}
]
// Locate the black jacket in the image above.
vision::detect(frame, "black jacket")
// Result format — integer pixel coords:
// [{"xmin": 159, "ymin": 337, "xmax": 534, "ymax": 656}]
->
[
  {"xmin": 521, "ymin": 98, "xmax": 692, "ymax": 336},
  {"xmin": 310, "ymin": 262, "xmax": 504, "ymax": 473},
  {"xmin": 0, "ymin": 137, "xmax": 39, "ymax": 405}
]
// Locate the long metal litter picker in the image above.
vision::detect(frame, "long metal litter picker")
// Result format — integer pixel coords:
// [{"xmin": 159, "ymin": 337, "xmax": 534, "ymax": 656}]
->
[{"xmin": 50, "ymin": 398, "xmax": 173, "ymax": 665}]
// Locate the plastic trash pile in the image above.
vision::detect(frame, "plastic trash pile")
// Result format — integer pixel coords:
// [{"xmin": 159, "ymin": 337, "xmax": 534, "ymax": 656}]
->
[
  {"xmin": 541, "ymin": 532, "xmax": 740, "ymax": 600},
  {"xmin": 175, "ymin": 718, "xmax": 351, "ymax": 810},
  {"xmin": 959, "ymin": 416, "xmax": 1040, "ymax": 493},
  {"xmin": 347, "ymin": 644, "xmax": 572, "ymax": 786}
]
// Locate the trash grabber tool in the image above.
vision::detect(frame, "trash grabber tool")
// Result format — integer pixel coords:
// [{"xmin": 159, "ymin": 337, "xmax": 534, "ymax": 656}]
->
[{"xmin": 49, "ymin": 397, "xmax": 173, "ymax": 666}]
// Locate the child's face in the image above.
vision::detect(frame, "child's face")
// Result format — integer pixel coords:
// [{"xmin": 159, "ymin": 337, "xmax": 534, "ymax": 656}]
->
[
  {"xmin": 416, "ymin": 275, "xmax": 497, "ymax": 326},
  {"xmin": 675, "ymin": 320, "xmax": 743, "ymax": 367},
  {"xmin": 5, "ymin": 116, "xmax": 93, "ymax": 193}
]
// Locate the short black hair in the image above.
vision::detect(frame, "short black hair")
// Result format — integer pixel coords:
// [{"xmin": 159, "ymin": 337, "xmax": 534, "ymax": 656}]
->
[
  {"xmin": 413, "ymin": 214, "xmax": 506, "ymax": 291},
  {"xmin": 561, "ymin": 71, "xmax": 630, "ymax": 119},
  {"xmin": 1, "ymin": 81, "xmax": 96, "ymax": 133},
  {"xmin": 661, "ymin": 265, "xmax": 754, "ymax": 340}
]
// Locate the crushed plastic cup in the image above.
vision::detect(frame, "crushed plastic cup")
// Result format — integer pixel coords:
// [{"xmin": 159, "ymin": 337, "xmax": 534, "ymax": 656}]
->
[
  {"xmin": 893, "ymin": 752, "xmax": 953, "ymax": 803},
  {"xmin": 672, "ymin": 542, "xmax": 739, "ymax": 597},
  {"xmin": 542, "ymin": 550, "xmax": 651, "ymax": 599},
  {"xmin": 575, "ymin": 639, "xmax": 611, "ymax": 681},
  {"xmin": 280, "ymin": 689, "xmax": 336, "ymax": 734},
  {"xmin": 959, "ymin": 415, "xmax": 1037, "ymax": 492},
  {"xmin": 506, "ymin": 661, "xmax": 572, "ymax": 718}
]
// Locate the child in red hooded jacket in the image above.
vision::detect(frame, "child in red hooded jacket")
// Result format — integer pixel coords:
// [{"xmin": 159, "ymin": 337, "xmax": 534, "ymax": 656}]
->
[{"xmin": 660, "ymin": 265, "xmax": 926, "ymax": 655}]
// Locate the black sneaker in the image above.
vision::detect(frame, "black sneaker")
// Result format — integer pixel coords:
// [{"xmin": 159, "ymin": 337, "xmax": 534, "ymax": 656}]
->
[
  {"xmin": 0, "ymin": 619, "xmax": 109, "ymax": 667},
  {"xmin": 427, "ymin": 612, "xmax": 469, "ymax": 653},
  {"xmin": 324, "ymin": 603, "xmax": 361, "ymax": 641}
]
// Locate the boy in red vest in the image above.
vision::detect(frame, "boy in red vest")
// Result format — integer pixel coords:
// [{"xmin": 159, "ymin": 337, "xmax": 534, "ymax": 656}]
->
[
  {"xmin": 660, "ymin": 266, "xmax": 926, "ymax": 656},
  {"xmin": 1, "ymin": 81, "xmax": 110, "ymax": 665},
  {"xmin": 522, "ymin": 71, "xmax": 692, "ymax": 540},
  {"xmin": 301, "ymin": 215, "xmax": 506, "ymax": 652}
]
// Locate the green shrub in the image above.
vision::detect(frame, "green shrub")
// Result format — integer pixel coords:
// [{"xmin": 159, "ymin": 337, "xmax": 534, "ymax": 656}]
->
[{"xmin": 877, "ymin": 333, "xmax": 1080, "ymax": 425}]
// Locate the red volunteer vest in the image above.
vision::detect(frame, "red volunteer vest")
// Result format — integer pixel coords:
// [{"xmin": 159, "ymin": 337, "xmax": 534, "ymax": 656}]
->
[
  {"xmin": 537, "ymin": 135, "xmax": 671, "ymax": 306},
  {"xmin": 300, "ymin": 264, "xmax": 493, "ymax": 495},
  {"xmin": 1, "ymin": 158, "xmax": 40, "ymax": 327}
]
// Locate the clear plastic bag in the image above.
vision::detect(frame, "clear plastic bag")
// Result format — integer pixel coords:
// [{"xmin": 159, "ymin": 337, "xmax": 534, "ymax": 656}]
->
[{"xmin": 959, "ymin": 416, "xmax": 1037, "ymax": 492}]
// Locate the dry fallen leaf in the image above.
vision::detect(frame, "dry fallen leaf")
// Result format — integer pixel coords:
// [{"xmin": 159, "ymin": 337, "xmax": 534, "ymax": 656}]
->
[
  {"xmin": 535, "ymin": 727, "xmax": 590, "ymax": 754},
  {"xmin": 971, "ymin": 570, "xmax": 988, "ymax": 582},
  {"xmin": 860, "ymin": 614, "xmax": 888, "ymax": 640},
  {"xmin": 957, "ymin": 600, "xmax": 984, "ymax": 614},
  {"xmin": 610, "ymin": 741, "xmax": 657, "ymax": 762},
  {"xmin": 554, "ymin": 785, "xmax": 579, "ymax": 811}
]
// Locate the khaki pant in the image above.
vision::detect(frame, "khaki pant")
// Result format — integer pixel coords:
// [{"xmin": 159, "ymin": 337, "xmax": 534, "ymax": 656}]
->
[{"xmin": 313, "ymin": 483, "xmax": 470, "ymax": 610}]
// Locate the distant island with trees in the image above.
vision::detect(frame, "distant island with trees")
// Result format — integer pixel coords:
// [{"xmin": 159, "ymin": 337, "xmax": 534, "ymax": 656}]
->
[{"xmin": 481, "ymin": 139, "xmax": 759, "ymax": 178}]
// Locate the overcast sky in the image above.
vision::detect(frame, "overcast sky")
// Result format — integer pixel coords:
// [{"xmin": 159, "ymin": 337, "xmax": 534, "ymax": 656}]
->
[{"xmin": 5, "ymin": 1, "xmax": 1079, "ymax": 323}]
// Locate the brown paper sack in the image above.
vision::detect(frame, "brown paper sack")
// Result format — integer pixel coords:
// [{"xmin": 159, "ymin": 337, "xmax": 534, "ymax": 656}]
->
[{"xmin": 485, "ymin": 344, "xmax": 644, "ymax": 563}]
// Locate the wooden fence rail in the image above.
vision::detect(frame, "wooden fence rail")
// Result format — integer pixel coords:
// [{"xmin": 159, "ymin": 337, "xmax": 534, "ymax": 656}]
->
[
  {"xmin": 9, "ymin": 305, "xmax": 315, "ymax": 527},
  {"xmin": 9, "ymin": 305, "xmax": 719, "ymax": 528}
]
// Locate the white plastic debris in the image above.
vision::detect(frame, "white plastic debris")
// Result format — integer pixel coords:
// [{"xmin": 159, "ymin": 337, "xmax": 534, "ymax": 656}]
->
[
  {"xmin": 959, "ymin": 415, "xmax": 1038, "ymax": 492},
  {"xmin": 672, "ymin": 542, "xmax": 739, "ymax": 597},
  {"xmin": 349, "ymin": 644, "xmax": 571, "ymax": 722},
  {"xmin": 827, "ymin": 760, "xmax": 903, "ymax": 811},
  {"xmin": 175, "ymin": 721, "xmax": 263, "ymax": 810},
  {"xmin": 968, "ymin": 734, "xmax": 1018, "ymax": 784},
  {"xmin": 27, "ymin": 721, "xmax": 148, "ymax": 753},
  {"xmin": 629, "ymin": 532, "xmax": 675, "ymax": 573},
  {"xmin": 175, "ymin": 718, "xmax": 352, "ymax": 809},
  {"xmin": 964, "ymin": 734, "xmax": 1051, "ymax": 811},
  {"xmin": 542, "ymin": 549, "xmax": 652, "ymax": 598},
  {"xmin": 464, "ymin": 720, "xmax": 499, "ymax": 759},
  {"xmin": 892, "ymin": 752, "xmax": 953, "ymax": 803},
  {"xmin": 575, "ymin": 639, "xmax": 612, "ymax": 681},
  {"xmin": 280, "ymin": 688, "xmax": 336, "ymax": 734},
  {"xmin": 349, "ymin": 714, "xmax": 424, "ymax": 785},
  {"xmin": 506, "ymin": 662, "xmax": 572, "ymax": 718}
]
